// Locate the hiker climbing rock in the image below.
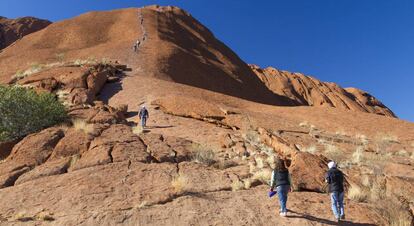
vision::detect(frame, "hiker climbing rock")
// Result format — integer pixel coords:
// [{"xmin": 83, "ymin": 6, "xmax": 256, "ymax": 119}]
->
[
  {"xmin": 139, "ymin": 105, "xmax": 149, "ymax": 128},
  {"xmin": 325, "ymin": 161, "xmax": 345, "ymax": 222},
  {"xmin": 269, "ymin": 158, "xmax": 292, "ymax": 217}
]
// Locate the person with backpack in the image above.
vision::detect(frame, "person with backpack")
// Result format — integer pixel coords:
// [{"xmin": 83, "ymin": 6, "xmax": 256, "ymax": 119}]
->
[
  {"xmin": 138, "ymin": 105, "xmax": 149, "ymax": 128},
  {"xmin": 270, "ymin": 158, "xmax": 292, "ymax": 217},
  {"xmin": 325, "ymin": 161, "xmax": 345, "ymax": 222}
]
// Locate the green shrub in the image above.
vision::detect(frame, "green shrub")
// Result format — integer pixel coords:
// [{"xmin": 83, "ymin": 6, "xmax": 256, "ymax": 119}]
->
[{"xmin": 0, "ymin": 86, "xmax": 67, "ymax": 142}]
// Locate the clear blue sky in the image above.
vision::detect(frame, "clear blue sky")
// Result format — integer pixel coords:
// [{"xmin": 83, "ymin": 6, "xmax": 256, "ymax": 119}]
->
[{"xmin": 1, "ymin": 0, "xmax": 413, "ymax": 121}]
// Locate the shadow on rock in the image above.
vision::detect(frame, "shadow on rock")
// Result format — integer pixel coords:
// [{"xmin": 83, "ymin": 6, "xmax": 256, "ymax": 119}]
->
[{"xmin": 287, "ymin": 210, "xmax": 376, "ymax": 226}]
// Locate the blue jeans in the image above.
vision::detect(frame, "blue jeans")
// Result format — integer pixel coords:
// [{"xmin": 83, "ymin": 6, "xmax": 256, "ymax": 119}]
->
[
  {"xmin": 330, "ymin": 191, "xmax": 344, "ymax": 218},
  {"xmin": 140, "ymin": 117, "xmax": 147, "ymax": 127},
  {"xmin": 276, "ymin": 185, "xmax": 290, "ymax": 213}
]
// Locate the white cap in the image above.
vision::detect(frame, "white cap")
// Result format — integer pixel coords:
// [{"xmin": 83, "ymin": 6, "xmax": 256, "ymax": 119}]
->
[{"xmin": 328, "ymin": 161, "xmax": 336, "ymax": 169}]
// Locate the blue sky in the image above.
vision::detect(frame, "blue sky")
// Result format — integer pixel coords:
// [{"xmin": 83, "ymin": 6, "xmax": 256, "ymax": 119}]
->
[{"xmin": 1, "ymin": 0, "xmax": 413, "ymax": 121}]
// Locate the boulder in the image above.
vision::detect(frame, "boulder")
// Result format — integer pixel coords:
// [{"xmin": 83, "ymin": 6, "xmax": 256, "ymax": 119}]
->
[
  {"xmin": 15, "ymin": 158, "xmax": 71, "ymax": 185},
  {"xmin": 289, "ymin": 152, "xmax": 329, "ymax": 192},
  {"xmin": 50, "ymin": 128, "xmax": 93, "ymax": 160},
  {"xmin": 7, "ymin": 127, "xmax": 64, "ymax": 167}
]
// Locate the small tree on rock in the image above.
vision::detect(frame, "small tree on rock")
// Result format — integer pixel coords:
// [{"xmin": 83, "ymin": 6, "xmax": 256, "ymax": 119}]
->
[{"xmin": 0, "ymin": 85, "xmax": 67, "ymax": 142}]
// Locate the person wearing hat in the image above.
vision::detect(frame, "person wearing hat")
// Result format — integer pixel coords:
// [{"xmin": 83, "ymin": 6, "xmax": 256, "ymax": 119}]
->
[{"xmin": 325, "ymin": 161, "xmax": 345, "ymax": 222}]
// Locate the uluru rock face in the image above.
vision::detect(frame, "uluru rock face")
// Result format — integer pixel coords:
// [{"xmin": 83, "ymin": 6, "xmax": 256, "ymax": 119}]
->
[
  {"xmin": 0, "ymin": 6, "xmax": 293, "ymax": 106},
  {"xmin": 0, "ymin": 6, "xmax": 395, "ymax": 117},
  {"xmin": 250, "ymin": 65, "xmax": 396, "ymax": 117},
  {"xmin": 0, "ymin": 16, "xmax": 51, "ymax": 50}
]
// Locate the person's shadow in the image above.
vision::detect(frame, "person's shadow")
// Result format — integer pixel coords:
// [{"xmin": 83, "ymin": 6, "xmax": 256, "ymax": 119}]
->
[{"xmin": 287, "ymin": 210, "xmax": 376, "ymax": 226}]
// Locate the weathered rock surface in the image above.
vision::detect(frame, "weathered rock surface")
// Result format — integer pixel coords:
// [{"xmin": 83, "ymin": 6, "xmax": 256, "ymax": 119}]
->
[
  {"xmin": 289, "ymin": 152, "xmax": 329, "ymax": 192},
  {"xmin": 250, "ymin": 65, "xmax": 396, "ymax": 117},
  {"xmin": 0, "ymin": 16, "xmax": 51, "ymax": 50}
]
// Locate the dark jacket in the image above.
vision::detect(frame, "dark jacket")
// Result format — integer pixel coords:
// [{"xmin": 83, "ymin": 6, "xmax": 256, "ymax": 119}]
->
[
  {"xmin": 325, "ymin": 167, "xmax": 344, "ymax": 193},
  {"xmin": 139, "ymin": 108, "xmax": 149, "ymax": 119},
  {"xmin": 270, "ymin": 169, "xmax": 291, "ymax": 189}
]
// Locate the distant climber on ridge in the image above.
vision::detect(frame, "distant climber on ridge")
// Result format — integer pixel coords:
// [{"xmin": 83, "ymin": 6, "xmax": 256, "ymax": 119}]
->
[
  {"xmin": 325, "ymin": 161, "xmax": 345, "ymax": 222},
  {"xmin": 138, "ymin": 105, "xmax": 149, "ymax": 128},
  {"xmin": 270, "ymin": 158, "xmax": 292, "ymax": 217},
  {"xmin": 133, "ymin": 40, "xmax": 140, "ymax": 52}
]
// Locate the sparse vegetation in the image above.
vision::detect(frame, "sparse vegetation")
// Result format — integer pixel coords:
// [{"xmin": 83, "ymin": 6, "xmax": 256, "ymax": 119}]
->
[
  {"xmin": 171, "ymin": 174, "xmax": 188, "ymax": 193},
  {"xmin": 36, "ymin": 211, "xmax": 55, "ymax": 221},
  {"xmin": 376, "ymin": 197, "xmax": 413, "ymax": 226},
  {"xmin": 351, "ymin": 146, "xmax": 365, "ymax": 165},
  {"xmin": 136, "ymin": 201, "xmax": 148, "ymax": 209},
  {"xmin": 244, "ymin": 129, "xmax": 260, "ymax": 144},
  {"xmin": 72, "ymin": 119, "xmax": 94, "ymax": 134},
  {"xmin": 347, "ymin": 184, "xmax": 368, "ymax": 202},
  {"xmin": 231, "ymin": 180, "xmax": 244, "ymax": 191},
  {"xmin": 0, "ymin": 85, "xmax": 67, "ymax": 142},
  {"xmin": 56, "ymin": 53, "xmax": 65, "ymax": 62},
  {"xmin": 68, "ymin": 154, "xmax": 80, "ymax": 169},
  {"xmin": 73, "ymin": 57, "xmax": 111, "ymax": 66},
  {"xmin": 14, "ymin": 212, "xmax": 34, "ymax": 222},
  {"xmin": 132, "ymin": 125, "xmax": 143, "ymax": 135},
  {"xmin": 302, "ymin": 145, "xmax": 317, "ymax": 154},
  {"xmin": 213, "ymin": 160, "xmax": 237, "ymax": 170},
  {"xmin": 395, "ymin": 149, "xmax": 409, "ymax": 157},
  {"xmin": 324, "ymin": 144, "xmax": 346, "ymax": 163},
  {"xmin": 252, "ymin": 169, "xmax": 272, "ymax": 185},
  {"xmin": 375, "ymin": 133, "xmax": 399, "ymax": 154},
  {"xmin": 244, "ymin": 179, "xmax": 252, "ymax": 189},
  {"xmin": 191, "ymin": 144, "xmax": 216, "ymax": 166},
  {"xmin": 355, "ymin": 134, "xmax": 369, "ymax": 146},
  {"xmin": 12, "ymin": 63, "xmax": 46, "ymax": 80}
]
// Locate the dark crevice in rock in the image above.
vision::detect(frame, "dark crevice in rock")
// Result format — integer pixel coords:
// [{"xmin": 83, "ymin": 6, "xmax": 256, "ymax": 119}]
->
[
  {"xmin": 137, "ymin": 135, "xmax": 159, "ymax": 163},
  {"xmin": 158, "ymin": 110, "xmax": 236, "ymax": 130},
  {"xmin": 149, "ymin": 187, "xmax": 233, "ymax": 207},
  {"xmin": 2, "ymin": 167, "xmax": 31, "ymax": 188},
  {"xmin": 108, "ymin": 146, "xmax": 114, "ymax": 163}
]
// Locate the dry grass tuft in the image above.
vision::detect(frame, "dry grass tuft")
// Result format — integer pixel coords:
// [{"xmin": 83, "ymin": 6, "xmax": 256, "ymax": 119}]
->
[
  {"xmin": 352, "ymin": 146, "xmax": 365, "ymax": 164},
  {"xmin": 72, "ymin": 119, "xmax": 94, "ymax": 134},
  {"xmin": 347, "ymin": 184, "xmax": 368, "ymax": 202},
  {"xmin": 395, "ymin": 149, "xmax": 409, "ymax": 157},
  {"xmin": 36, "ymin": 212, "xmax": 55, "ymax": 221},
  {"xmin": 252, "ymin": 169, "xmax": 272, "ymax": 185},
  {"xmin": 213, "ymin": 160, "xmax": 237, "ymax": 170},
  {"xmin": 136, "ymin": 201, "xmax": 148, "ymax": 209},
  {"xmin": 376, "ymin": 198, "xmax": 413, "ymax": 226},
  {"xmin": 231, "ymin": 180, "xmax": 245, "ymax": 191},
  {"xmin": 244, "ymin": 179, "xmax": 252, "ymax": 189},
  {"xmin": 14, "ymin": 212, "xmax": 34, "ymax": 222},
  {"xmin": 324, "ymin": 144, "xmax": 346, "ymax": 163},
  {"xmin": 255, "ymin": 156, "xmax": 265, "ymax": 169},
  {"xmin": 171, "ymin": 174, "xmax": 189, "ymax": 194},
  {"xmin": 132, "ymin": 125, "xmax": 143, "ymax": 135},
  {"xmin": 302, "ymin": 145, "xmax": 317, "ymax": 154},
  {"xmin": 191, "ymin": 145, "xmax": 216, "ymax": 166}
]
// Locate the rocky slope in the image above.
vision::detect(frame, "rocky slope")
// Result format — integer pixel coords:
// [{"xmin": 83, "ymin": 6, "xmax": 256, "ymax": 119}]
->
[
  {"xmin": 0, "ymin": 5, "xmax": 413, "ymax": 225},
  {"xmin": 0, "ymin": 16, "xmax": 51, "ymax": 50},
  {"xmin": 250, "ymin": 65, "xmax": 396, "ymax": 117},
  {"xmin": 0, "ymin": 6, "xmax": 394, "ymax": 116}
]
